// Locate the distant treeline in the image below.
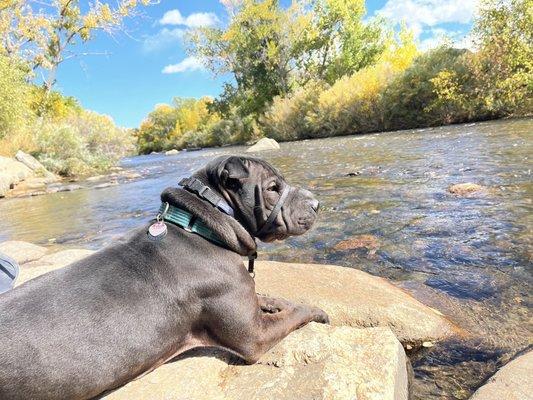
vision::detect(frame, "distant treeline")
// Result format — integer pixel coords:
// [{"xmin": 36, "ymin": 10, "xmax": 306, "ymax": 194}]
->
[{"xmin": 135, "ymin": 0, "xmax": 532, "ymax": 154}]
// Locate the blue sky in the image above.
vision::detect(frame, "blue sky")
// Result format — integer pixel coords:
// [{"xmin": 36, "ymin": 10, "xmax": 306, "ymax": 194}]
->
[{"xmin": 55, "ymin": 0, "xmax": 478, "ymax": 128}]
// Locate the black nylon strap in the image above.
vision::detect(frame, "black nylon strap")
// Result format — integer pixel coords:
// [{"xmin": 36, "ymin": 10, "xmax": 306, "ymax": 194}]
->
[
  {"xmin": 256, "ymin": 186, "xmax": 290, "ymax": 237},
  {"xmin": 179, "ymin": 177, "xmax": 234, "ymax": 216},
  {"xmin": 248, "ymin": 252, "xmax": 257, "ymax": 278},
  {"xmin": 0, "ymin": 257, "xmax": 16, "ymax": 280}
]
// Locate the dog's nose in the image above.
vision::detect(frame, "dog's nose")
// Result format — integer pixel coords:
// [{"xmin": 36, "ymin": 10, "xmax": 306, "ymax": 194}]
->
[{"xmin": 311, "ymin": 199, "xmax": 320, "ymax": 213}]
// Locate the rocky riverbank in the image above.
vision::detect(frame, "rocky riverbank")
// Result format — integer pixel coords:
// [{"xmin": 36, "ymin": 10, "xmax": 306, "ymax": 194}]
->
[
  {"xmin": 1, "ymin": 240, "xmax": 530, "ymax": 399},
  {"xmin": 0, "ymin": 151, "xmax": 59, "ymax": 197},
  {"xmin": 0, "ymin": 152, "xmax": 144, "ymax": 198}
]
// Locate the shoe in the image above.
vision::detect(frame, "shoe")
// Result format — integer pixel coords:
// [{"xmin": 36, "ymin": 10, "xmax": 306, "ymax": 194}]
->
[{"xmin": 0, "ymin": 252, "xmax": 19, "ymax": 294}]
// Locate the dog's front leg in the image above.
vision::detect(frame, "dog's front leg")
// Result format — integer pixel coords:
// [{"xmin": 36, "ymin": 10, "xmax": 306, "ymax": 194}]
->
[{"xmin": 205, "ymin": 289, "xmax": 329, "ymax": 364}]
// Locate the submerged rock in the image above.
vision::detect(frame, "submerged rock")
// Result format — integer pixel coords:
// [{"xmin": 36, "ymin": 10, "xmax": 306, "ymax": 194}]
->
[
  {"xmin": 246, "ymin": 138, "xmax": 280, "ymax": 152},
  {"xmin": 470, "ymin": 350, "xmax": 532, "ymax": 400},
  {"xmin": 86, "ymin": 175, "xmax": 106, "ymax": 182},
  {"xmin": 0, "ymin": 241, "xmax": 48, "ymax": 264},
  {"xmin": 94, "ymin": 182, "xmax": 119, "ymax": 189},
  {"xmin": 105, "ymin": 324, "xmax": 409, "ymax": 400},
  {"xmin": 448, "ymin": 183, "xmax": 485, "ymax": 196},
  {"xmin": 333, "ymin": 234, "xmax": 380, "ymax": 253},
  {"xmin": 254, "ymin": 261, "xmax": 459, "ymax": 345}
]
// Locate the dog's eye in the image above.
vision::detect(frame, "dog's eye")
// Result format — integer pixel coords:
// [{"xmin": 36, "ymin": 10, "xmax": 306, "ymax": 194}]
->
[{"xmin": 267, "ymin": 183, "xmax": 279, "ymax": 192}]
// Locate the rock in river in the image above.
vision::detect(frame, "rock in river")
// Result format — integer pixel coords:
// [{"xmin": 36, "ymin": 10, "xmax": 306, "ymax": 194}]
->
[
  {"xmin": 333, "ymin": 234, "xmax": 380, "ymax": 253},
  {"xmin": 10, "ymin": 244, "xmax": 457, "ymax": 346},
  {"xmin": 165, "ymin": 149, "xmax": 180, "ymax": 155},
  {"xmin": 448, "ymin": 182, "xmax": 486, "ymax": 196},
  {"xmin": 246, "ymin": 138, "xmax": 280, "ymax": 152},
  {"xmin": 254, "ymin": 261, "xmax": 459, "ymax": 346},
  {"xmin": 470, "ymin": 350, "xmax": 533, "ymax": 400},
  {"xmin": 0, "ymin": 241, "xmax": 48, "ymax": 264}
]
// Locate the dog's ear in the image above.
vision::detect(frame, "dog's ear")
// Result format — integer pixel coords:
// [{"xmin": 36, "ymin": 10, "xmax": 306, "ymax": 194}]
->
[{"xmin": 219, "ymin": 156, "xmax": 249, "ymax": 188}]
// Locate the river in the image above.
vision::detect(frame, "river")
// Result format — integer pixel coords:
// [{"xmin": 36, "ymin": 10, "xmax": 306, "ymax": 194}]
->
[{"xmin": 1, "ymin": 118, "xmax": 531, "ymax": 399}]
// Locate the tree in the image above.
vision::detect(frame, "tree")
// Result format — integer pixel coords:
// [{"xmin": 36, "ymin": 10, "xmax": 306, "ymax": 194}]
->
[
  {"xmin": 0, "ymin": 0, "xmax": 153, "ymax": 93},
  {"xmin": 136, "ymin": 104, "xmax": 179, "ymax": 154},
  {"xmin": 470, "ymin": 0, "xmax": 533, "ymax": 115},
  {"xmin": 189, "ymin": 0, "xmax": 388, "ymax": 118},
  {"xmin": 0, "ymin": 52, "xmax": 30, "ymax": 140},
  {"xmin": 135, "ymin": 97, "xmax": 221, "ymax": 154},
  {"xmin": 190, "ymin": 0, "xmax": 293, "ymax": 118},
  {"xmin": 293, "ymin": 0, "xmax": 388, "ymax": 85}
]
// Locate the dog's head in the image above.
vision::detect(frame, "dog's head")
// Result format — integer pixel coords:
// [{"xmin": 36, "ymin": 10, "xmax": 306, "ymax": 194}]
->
[{"xmin": 206, "ymin": 155, "xmax": 319, "ymax": 242}]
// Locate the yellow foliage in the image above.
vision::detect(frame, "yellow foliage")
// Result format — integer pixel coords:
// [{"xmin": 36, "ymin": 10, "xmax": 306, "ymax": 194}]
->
[{"xmin": 379, "ymin": 25, "xmax": 419, "ymax": 73}]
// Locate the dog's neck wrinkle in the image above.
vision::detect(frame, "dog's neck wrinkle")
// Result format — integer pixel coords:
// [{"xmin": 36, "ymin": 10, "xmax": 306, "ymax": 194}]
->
[{"xmin": 160, "ymin": 187, "xmax": 257, "ymax": 257}]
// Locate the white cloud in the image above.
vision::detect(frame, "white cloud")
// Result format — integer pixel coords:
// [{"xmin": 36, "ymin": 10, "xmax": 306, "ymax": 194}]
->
[
  {"xmin": 376, "ymin": 0, "xmax": 479, "ymax": 51},
  {"xmin": 142, "ymin": 28, "xmax": 186, "ymax": 53},
  {"xmin": 419, "ymin": 28, "xmax": 475, "ymax": 50},
  {"xmin": 377, "ymin": 0, "xmax": 479, "ymax": 30},
  {"xmin": 159, "ymin": 9, "xmax": 219, "ymax": 28},
  {"xmin": 162, "ymin": 56, "xmax": 206, "ymax": 74}
]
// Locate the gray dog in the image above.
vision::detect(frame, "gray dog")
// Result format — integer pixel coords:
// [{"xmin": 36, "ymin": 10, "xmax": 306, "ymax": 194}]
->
[{"xmin": 0, "ymin": 155, "xmax": 329, "ymax": 400}]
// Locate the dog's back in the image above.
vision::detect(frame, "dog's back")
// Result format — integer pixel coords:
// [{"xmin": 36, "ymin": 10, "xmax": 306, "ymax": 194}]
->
[{"xmin": 0, "ymin": 227, "xmax": 205, "ymax": 400}]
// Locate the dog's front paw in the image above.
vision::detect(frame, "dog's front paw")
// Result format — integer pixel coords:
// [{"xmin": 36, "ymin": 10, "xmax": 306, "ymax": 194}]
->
[{"xmin": 311, "ymin": 307, "xmax": 330, "ymax": 324}]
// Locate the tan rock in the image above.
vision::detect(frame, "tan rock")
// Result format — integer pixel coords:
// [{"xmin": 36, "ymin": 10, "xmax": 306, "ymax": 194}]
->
[
  {"xmin": 105, "ymin": 324, "xmax": 409, "ymax": 400},
  {"xmin": 0, "ymin": 241, "xmax": 48, "ymax": 264},
  {"xmin": 246, "ymin": 138, "xmax": 280, "ymax": 152},
  {"xmin": 0, "ymin": 156, "xmax": 32, "ymax": 197},
  {"xmin": 254, "ymin": 261, "xmax": 459, "ymax": 345},
  {"xmin": 448, "ymin": 182, "xmax": 485, "ymax": 196},
  {"xmin": 17, "ymin": 249, "xmax": 96, "ymax": 286},
  {"xmin": 86, "ymin": 175, "xmax": 106, "ymax": 182},
  {"xmin": 165, "ymin": 149, "xmax": 180, "ymax": 155},
  {"xmin": 334, "ymin": 234, "xmax": 380, "ymax": 252},
  {"xmin": 15, "ymin": 150, "xmax": 57, "ymax": 180},
  {"xmin": 470, "ymin": 351, "xmax": 533, "ymax": 400}
]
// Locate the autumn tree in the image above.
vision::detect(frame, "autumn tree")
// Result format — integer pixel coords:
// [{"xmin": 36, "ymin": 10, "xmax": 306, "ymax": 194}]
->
[
  {"xmin": 292, "ymin": 0, "xmax": 388, "ymax": 85},
  {"xmin": 471, "ymin": 0, "xmax": 533, "ymax": 115},
  {"xmin": 190, "ymin": 0, "xmax": 294, "ymax": 118},
  {"xmin": 0, "ymin": 0, "xmax": 153, "ymax": 93},
  {"xmin": 189, "ymin": 0, "xmax": 388, "ymax": 118}
]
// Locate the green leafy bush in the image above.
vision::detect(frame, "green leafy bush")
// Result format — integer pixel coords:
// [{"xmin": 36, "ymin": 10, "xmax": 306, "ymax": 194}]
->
[
  {"xmin": 382, "ymin": 47, "xmax": 477, "ymax": 129},
  {"xmin": 35, "ymin": 111, "xmax": 134, "ymax": 176}
]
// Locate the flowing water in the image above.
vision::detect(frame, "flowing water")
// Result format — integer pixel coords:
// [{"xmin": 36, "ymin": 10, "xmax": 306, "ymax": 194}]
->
[{"xmin": 1, "ymin": 118, "xmax": 531, "ymax": 399}]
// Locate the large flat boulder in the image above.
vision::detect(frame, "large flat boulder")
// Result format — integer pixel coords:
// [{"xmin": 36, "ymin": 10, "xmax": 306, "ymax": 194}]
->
[
  {"xmin": 16, "ymin": 249, "xmax": 96, "ymax": 286},
  {"xmin": 254, "ymin": 261, "xmax": 459, "ymax": 346},
  {"xmin": 105, "ymin": 323, "xmax": 409, "ymax": 400},
  {"xmin": 246, "ymin": 137, "xmax": 280, "ymax": 152},
  {"xmin": 470, "ymin": 350, "xmax": 533, "ymax": 400},
  {"xmin": 0, "ymin": 241, "xmax": 48, "ymax": 264}
]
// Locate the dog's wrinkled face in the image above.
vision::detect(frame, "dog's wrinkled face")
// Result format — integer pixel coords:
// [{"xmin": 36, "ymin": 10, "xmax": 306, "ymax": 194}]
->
[{"xmin": 207, "ymin": 156, "xmax": 319, "ymax": 242}]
